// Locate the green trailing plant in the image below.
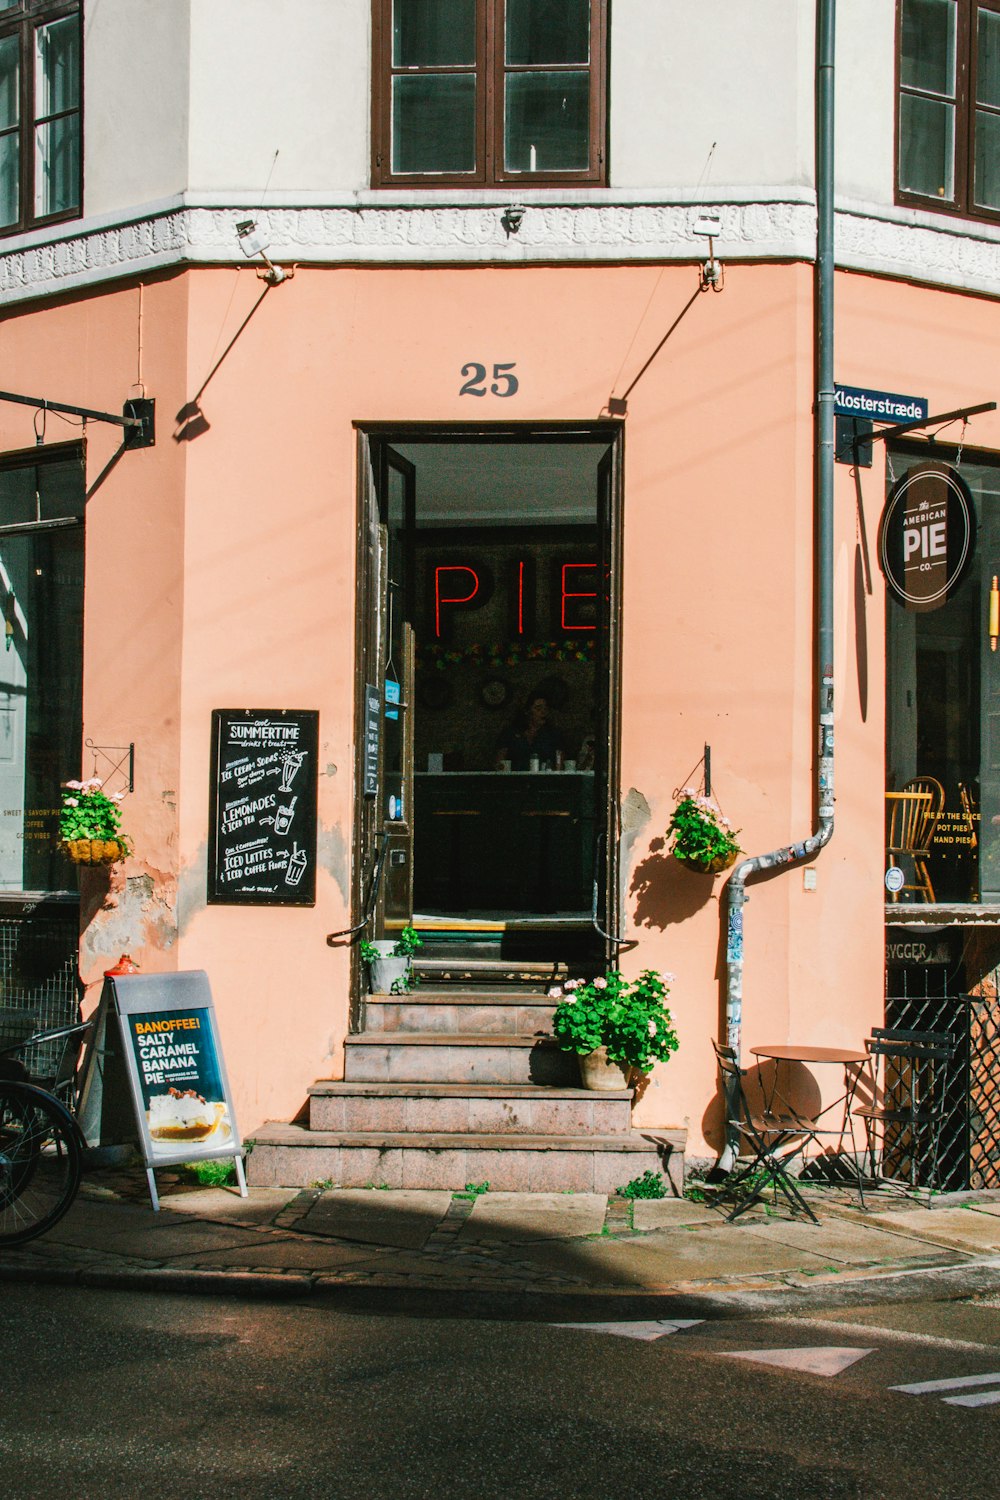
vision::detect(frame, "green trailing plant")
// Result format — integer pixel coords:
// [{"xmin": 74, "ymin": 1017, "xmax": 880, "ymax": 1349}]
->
[
  {"xmin": 617, "ymin": 1170, "xmax": 668, "ymax": 1200},
  {"xmin": 550, "ymin": 969, "xmax": 679, "ymax": 1075},
  {"xmin": 667, "ymin": 789, "xmax": 741, "ymax": 870},
  {"xmin": 59, "ymin": 778, "xmax": 131, "ymax": 852},
  {"xmin": 360, "ymin": 926, "xmax": 424, "ymax": 964}
]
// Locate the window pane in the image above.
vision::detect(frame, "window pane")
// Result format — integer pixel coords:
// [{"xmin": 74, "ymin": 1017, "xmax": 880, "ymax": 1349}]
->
[
  {"xmin": 0, "ymin": 34, "xmax": 18, "ymax": 130},
  {"xmin": 504, "ymin": 70, "xmax": 589, "ymax": 172},
  {"xmin": 978, "ymin": 8, "xmax": 1000, "ymax": 106},
  {"xmin": 506, "ymin": 0, "xmax": 590, "ymax": 65},
  {"xmin": 35, "ymin": 16, "xmax": 80, "ymax": 119},
  {"xmin": 393, "ymin": 0, "xmax": 476, "ymax": 67},
  {"xmin": 392, "ymin": 74, "xmax": 476, "ymax": 173},
  {"xmin": 0, "ymin": 131, "xmax": 17, "ymax": 227},
  {"xmin": 901, "ymin": 0, "xmax": 956, "ymax": 96},
  {"xmin": 899, "ymin": 92, "xmax": 955, "ymax": 197},
  {"xmin": 0, "ymin": 473, "xmax": 83, "ymax": 894},
  {"xmin": 975, "ymin": 107, "xmax": 1000, "ymax": 206},
  {"xmin": 34, "ymin": 112, "xmax": 79, "ymax": 216}
]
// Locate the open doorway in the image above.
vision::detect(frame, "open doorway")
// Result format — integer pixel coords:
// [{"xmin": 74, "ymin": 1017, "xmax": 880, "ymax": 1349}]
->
[{"xmin": 354, "ymin": 425, "xmax": 622, "ymax": 960}]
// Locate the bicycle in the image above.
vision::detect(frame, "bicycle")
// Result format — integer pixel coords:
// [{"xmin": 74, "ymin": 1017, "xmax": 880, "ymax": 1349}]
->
[{"xmin": 0, "ymin": 1020, "xmax": 90, "ymax": 1247}]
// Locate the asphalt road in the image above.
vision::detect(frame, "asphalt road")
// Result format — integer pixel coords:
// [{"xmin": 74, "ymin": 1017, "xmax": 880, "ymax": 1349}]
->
[{"xmin": 2, "ymin": 1285, "xmax": 999, "ymax": 1499}]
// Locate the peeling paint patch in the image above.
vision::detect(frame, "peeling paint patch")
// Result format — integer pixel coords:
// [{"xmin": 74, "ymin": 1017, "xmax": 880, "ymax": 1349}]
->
[
  {"xmin": 80, "ymin": 864, "xmax": 178, "ymax": 970},
  {"xmin": 621, "ymin": 787, "xmax": 652, "ymax": 859}
]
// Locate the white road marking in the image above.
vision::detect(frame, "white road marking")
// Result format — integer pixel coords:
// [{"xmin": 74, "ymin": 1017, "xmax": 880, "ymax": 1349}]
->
[
  {"xmin": 944, "ymin": 1391, "xmax": 1000, "ymax": 1409},
  {"xmin": 552, "ymin": 1319, "xmax": 704, "ymax": 1341},
  {"xmin": 892, "ymin": 1372, "xmax": 1000, "ymax": 1395},
  {"xmin": 721, "ymin": 1346, "xmax": 875, "ymax": 1377}
]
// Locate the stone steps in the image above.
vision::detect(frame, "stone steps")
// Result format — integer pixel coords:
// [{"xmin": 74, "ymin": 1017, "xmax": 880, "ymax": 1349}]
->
[
  {"xmin": 308, "ymin": 1081, "xmax": 632, "ymax": 1136},
  {"xmin": 344, "ymin": 1031, "xmax": 577, "ymax": 1085},
  {"xmin": 248, "ymin": 1122, "xmax": 686, "ymax": 1194},
  {"xmin": 363, "ymin": 993, "xmax": 556, "ymax": 1035},
  {"xmin": 247, "ymin": 980, "xmax": 687, "ymax": 1193}
]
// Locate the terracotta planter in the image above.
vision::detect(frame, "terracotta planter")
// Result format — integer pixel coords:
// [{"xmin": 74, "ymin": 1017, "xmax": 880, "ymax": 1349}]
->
[
  {"xmin": 579, "ymin": 1046, "xmax": 631, "ymax": 1091},
  {"xmin": 60, "ymin": 838, "xmax": 126, "ymax": 866},
  {"xmin": 675, "ymin": 848, "xmax": 738, "ymax": 875}
]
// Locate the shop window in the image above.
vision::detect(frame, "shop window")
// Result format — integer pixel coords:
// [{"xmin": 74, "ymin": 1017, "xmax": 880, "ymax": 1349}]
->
[
  {"xmin": 372, "ymin": 0, "xmax": 606, "ymax": 187},
  {"xmin": 897, "ymin": 0, "xmax": 1000, "ymax": 223},
  {"xmin": 884, "ymin": 443, "xmax": 1000, "ymax": 904},
  {"xmin": 0, "ymin": 1, "xmax": 81, "ymax": 237},
  {"xmin": 0, "ymin": 444, "xmax": 84, "ymax": 892}
]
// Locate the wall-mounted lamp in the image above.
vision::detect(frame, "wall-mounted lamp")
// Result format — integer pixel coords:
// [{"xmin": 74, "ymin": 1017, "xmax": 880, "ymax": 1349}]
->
[
  {"xmin": 236, "ymin": 219, "xmax": 294, "ymax": 285},
  {"xmin": 693, "ymin": 213, "xmax": 724, "ymax": 291},
  {"xmin": 501, "ymin": 204, "xmax": 526, "ymax": 237}
]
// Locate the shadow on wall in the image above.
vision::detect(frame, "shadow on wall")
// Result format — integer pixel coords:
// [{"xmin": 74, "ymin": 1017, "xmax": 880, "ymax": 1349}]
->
[{"xmin": 629, "ymin": 836, "xmax": 718, "ymax": 931}]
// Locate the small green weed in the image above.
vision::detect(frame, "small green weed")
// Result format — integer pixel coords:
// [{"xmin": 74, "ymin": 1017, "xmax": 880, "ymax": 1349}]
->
[
  {"xmin": 312, "ymin": 1178, "xmax": 334, "ymax": 1190},
  {"xmin": 454, "ymin": 1181, "xmax": 490, "ymax": 1201},
  {"xmin": 184, "ymin": 1158, "xmax": 238, "ymax": 1188},
  {"xmin": 617, "ymin": 1169, "xmax": 668, "ymax": 1201},
  {"xmin": 683, "ymin": 1183, "xmax": 708, "ymax": 1203}
]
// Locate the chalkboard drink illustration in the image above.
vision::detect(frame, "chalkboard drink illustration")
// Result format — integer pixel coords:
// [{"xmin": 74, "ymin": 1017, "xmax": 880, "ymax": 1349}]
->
[{"xmin": 209, "ymin": 709, "xmax": 319, "ymax": 905}]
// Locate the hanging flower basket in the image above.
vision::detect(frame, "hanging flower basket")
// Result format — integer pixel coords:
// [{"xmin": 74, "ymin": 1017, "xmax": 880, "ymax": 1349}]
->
[
  {"xmin": 58, "ymin": 779, "xmax": 131, "ymax": 867},
  {"xmin": 60, "ymin": 838, "xmax": 127, "ymax": 866},
  {"xmin": 667, "ymin": 789, "xmax": 741, "ymax": 875}
]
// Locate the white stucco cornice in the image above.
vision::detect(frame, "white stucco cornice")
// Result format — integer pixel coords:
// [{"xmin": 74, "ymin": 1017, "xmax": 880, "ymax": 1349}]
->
[{"xmin": 3, "ymin": 195, "xmax": 1000, "ymax": 306}]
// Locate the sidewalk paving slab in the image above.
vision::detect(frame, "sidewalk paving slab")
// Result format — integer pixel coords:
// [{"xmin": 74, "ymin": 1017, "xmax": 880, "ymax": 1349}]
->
[
  {"xmin": 460, "ymin": 1192, "xmax": 606, "ymax": 1242},
  {"xmin": 296, "ymin": 1189, "xmax": 453, "ymax": 1247},
  {"xmin": 862, "ymin": 1207, "xmax": 1000, "ymax": 1253},
  {"xmin": 632, "ymin": 1200, "xmax": 718, "ymax": 1230}
]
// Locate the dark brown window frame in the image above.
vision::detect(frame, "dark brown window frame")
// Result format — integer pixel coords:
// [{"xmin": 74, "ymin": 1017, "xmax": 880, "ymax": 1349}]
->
[
  {"xmin": 0, "ymin": 0, "xmax": 82, "ymax": 240},
  {"xmin": 896, "ymin": 0, "xmax": 1000, "ymax": 225},
  {"xmin": 371, "ymin": 0, "xmax": 607, "ymax": 189}
]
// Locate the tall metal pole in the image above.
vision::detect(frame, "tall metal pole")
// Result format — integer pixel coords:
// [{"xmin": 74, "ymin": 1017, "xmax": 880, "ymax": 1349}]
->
[{"xmin": 718, "ymin": 0, "xmax": 836, "ymax": 1169}]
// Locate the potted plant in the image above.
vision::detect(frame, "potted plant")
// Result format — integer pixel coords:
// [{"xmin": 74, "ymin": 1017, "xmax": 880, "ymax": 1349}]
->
[
  {"xmin": 361, "ymin": 924, "xmax": 423, "ymax": 994},
  {"xmin": 667, "ymin": 788, "xmax": 741, "ymax": 873},
  {"xmin": 549, "ymin": 969, "xmax": 679, "ymax": 1090},
  {"xmin": 58, "ymin": 778, "xmax": 131, "ymax": 865}
]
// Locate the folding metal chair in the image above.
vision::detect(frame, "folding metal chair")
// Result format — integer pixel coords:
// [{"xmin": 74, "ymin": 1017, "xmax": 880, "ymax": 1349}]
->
[
  {"xmin": 853, "ymin": 1027, "xmax": 956, "ymax": 1198},
  {"xmin": 712, "ymin": 1040, "xmax": 820, "ymax": 1224}
]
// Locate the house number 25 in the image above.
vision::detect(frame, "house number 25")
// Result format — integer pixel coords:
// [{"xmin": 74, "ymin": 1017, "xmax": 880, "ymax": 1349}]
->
[{"xmin": 460, "ymin": 362, "xmax": 519, "ymax": 397}]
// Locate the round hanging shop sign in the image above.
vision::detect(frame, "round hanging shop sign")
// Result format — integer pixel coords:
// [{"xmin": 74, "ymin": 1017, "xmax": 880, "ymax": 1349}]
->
[{"xmin": 878, "ymin": 461, "xmax": 976, "ymax": 611}]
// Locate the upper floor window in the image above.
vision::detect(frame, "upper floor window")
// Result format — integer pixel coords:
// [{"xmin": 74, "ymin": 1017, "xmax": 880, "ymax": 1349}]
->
[
  {"xmin": 0, "ymin": 0, "xmax": 81, "ymax": 237},
  {"xmin": 897, "ymin": 0, "xmax": 1000, "ymax": 222},
  {"xmin": 372, "ymin": 0, "xmax": 606, "ymax": 187}
]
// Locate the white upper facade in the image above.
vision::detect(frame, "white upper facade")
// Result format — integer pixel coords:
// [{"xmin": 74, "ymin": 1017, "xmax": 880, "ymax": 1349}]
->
[{"xmin": 3, "ymin": 0, "xmax": 999, "ymax": 303}]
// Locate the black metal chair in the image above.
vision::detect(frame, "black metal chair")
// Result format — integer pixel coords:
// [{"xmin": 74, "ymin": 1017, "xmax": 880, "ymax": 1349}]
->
[
  {"xmin": 712, "ymin": 1040, "xmax": 821, "ymax": 1224},
  {"xmin": 853, "ymin": 1027, "xmax": 956, "ymax": 1198}
]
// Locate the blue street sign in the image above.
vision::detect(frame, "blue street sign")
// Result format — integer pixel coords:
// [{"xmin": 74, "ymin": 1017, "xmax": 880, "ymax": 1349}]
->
[{"xmin": 834, "ymin": 385, "xmax": 928, "ymax": 424}]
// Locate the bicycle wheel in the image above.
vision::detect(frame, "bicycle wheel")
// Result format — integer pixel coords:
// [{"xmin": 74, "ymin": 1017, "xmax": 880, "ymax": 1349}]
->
[{"xmin": 0, "ymin": 1081, "xmax": 82, "ymax": 1246}]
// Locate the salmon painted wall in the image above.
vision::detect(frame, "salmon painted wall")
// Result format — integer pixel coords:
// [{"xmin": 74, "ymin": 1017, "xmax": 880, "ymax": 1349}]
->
[{"xmin": 6, "ymin": 260, "xmax": 994, "ymax": 1153}]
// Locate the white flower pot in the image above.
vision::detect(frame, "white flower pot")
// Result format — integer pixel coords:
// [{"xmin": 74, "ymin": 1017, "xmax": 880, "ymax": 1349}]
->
[{"xmin": 366, "ymin": 941, "xmax": 411, "ymax": 994}]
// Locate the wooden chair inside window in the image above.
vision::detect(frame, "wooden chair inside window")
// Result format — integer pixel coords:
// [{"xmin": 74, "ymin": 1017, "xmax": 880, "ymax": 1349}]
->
[{"xmin": 885, "ymin": 776, "xmax": 945, "ymax": 902}]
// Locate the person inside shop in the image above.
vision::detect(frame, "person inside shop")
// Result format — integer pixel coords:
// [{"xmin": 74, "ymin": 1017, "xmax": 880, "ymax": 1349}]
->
[{"xmin": 496, "ymin": 690, "xmax": 563, "ymax": 771}]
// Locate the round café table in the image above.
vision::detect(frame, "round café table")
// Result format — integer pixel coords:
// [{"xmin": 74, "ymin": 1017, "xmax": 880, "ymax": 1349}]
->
[{"xmin": 750, "ymin": 1044, "xmax": 870, "ymax": 1203}]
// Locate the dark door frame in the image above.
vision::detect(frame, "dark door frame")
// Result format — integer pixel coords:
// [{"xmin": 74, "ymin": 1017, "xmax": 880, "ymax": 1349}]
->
[{"xmin": 351, "ymin": 420, "xmax": 625, "ymax": 1007}]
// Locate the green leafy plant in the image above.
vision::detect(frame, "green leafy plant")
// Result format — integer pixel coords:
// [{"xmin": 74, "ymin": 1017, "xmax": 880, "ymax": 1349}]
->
[
  {"xmin": 550, "ymin": 969, "xmax": 679, "ymax": 1075},
  {"xmin": 667, "ymin": 789, "xmax": 741, "ymax": 870},
  {"xmin": 360, "ymin": 926, "xmax": 424, "ymax": 963},
  {"xmin": 617, "ymin": 1170, "xmax": 668, "ymax": 1200},
  {"xmin": 454, "ymin": 1180, "xmax": 490, "ymax": 1201},
  {"xmin": 183, "ymin": 1158, "xmax": 237, "ymax": 1187},
  {"xmin": 59, "ymin": 778, "xmax": 131, "ymax": 852}
]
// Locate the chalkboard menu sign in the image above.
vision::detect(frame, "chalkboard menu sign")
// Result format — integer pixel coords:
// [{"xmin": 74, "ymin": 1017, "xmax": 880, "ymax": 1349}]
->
[{"xmin": 209, "ymin": 709, "xmax": 318, "ymax": 906}]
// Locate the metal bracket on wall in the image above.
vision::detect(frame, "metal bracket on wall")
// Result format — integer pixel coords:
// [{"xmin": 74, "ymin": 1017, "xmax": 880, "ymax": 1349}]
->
[
  {"xmin": 85, "ymin": 740, "xmax": 134, "ymax": 796},
  {"xmin": 0, "ymin": 390, "xmax": 155, "ymax": 449}
]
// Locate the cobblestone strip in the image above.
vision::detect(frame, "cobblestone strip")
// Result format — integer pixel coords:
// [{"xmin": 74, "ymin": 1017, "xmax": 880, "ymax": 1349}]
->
[
  {"xmin": 423, "ymin": 1193, "xmax": 477, "ymax": 1250},
  {"xmin": 273, "ymin": 1189, "xmax": 324, "ymax": 1230},
  {"xmin": 603, "ymin": 1195, "xmax": 631, "ymax": 1235}
]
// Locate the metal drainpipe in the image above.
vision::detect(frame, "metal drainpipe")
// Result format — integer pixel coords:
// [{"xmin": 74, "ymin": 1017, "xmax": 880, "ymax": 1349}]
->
[{"xmin": 717, "ymin": 0, "xmax": 837, "ymax": 1172}]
